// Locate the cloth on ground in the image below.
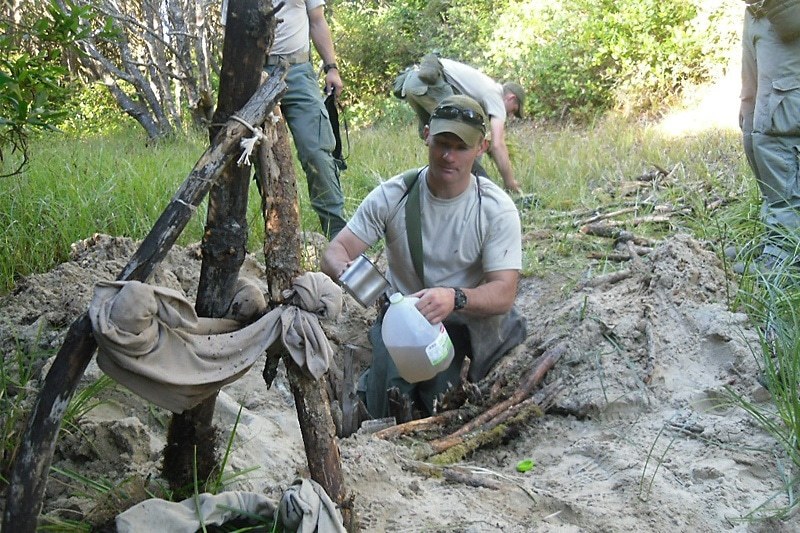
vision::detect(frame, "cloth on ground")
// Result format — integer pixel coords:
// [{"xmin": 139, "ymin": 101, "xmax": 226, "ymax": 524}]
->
[
  {"xmin": 115, "ymin": 491, "xmax": 276, "ymax": 533},
  {"xmin": 279, "ymin": 478, "xmax": 347, "ymax": 533},
  {"xmin": 89, "ymin": 272, "xmax": 342, "ymax": 413},
  {"xmin": 115, "ymin": 480, "xmax": 345, "ymax": 533}
]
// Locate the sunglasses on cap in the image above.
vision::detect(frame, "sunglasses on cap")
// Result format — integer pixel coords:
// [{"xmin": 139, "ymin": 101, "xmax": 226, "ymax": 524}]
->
[{"xmin": 431, "ymin": 105, "xmax": 486, "ymax": 134}]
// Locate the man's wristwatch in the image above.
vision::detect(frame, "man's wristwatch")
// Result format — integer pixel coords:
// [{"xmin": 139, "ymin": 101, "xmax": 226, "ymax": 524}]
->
[
  {"xmin": 323, "ymin": 62, "xmax": 338, "ymax": 74},
  {"xmin": 453, "ymin": 288, "xmax": 467, "ymax": 310}
]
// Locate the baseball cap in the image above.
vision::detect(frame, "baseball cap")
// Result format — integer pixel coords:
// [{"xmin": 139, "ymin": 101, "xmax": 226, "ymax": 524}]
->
[
  {"xmin": 503, "ymin": 82, "xmax": 526, "ymax": 118},
  {"xmin": 429, "ymin": 95, "xmax": 488, "ymax": 147}
]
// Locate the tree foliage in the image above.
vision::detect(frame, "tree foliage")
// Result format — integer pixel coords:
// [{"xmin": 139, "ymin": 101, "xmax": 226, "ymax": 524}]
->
[
  {"xmin": 52, "ymin": 0, "xmax": 222, "ymax": 140},
  {"xmin": 330, "ymin": 0, "xmax": 734, "ymax": 122},
  {"xmin": 0, "ymin": 0, "xmax": 99, "ymax": 176},
  {"xmin": 3, "ymin": 0, "xmax": 738, "ymax": 147}
]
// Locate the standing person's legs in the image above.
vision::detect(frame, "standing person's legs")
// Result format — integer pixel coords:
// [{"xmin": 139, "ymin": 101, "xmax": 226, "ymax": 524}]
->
[
  {"xmin": 271, "ymin": 62, "xmax": 347, "ymax": 239},
  {"xmin": 741, "ymin": 11, "xmax": 759, "ymax": 182},
  {"xmin": 749, "ymin": 14, "xmax": 800, "ymax": 260}
]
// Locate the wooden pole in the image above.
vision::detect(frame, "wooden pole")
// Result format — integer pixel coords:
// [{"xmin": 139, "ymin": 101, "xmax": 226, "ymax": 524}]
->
[
  {"xmin": 162, "ymin": 0, "xmax": 277, "ymax": 492},
  {"xmin": 256, "ymin": 104, "xmax": 354, "ymax": 530}
]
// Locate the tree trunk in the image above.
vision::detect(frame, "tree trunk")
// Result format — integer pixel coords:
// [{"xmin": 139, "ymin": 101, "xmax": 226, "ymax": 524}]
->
[{"xmin": 162, "ymin": 0, "xmax": 276, "ymax": 492}]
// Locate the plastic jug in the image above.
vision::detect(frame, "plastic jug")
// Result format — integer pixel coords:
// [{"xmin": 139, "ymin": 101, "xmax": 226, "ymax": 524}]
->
[{"xmin": 381, "ymin": 292, "xmax": 455, "ymax": 383}]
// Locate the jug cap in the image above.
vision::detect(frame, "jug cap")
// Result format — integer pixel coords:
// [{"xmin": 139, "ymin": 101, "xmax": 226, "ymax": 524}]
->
[{"xmin": 389, "ymin": 292, "xmax": 404, "ymax": 304}]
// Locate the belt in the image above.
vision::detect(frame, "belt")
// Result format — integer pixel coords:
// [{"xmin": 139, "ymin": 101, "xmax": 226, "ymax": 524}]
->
[{"xmin": 266, "ymin": 51, "xmax": 310, "ymax": 66}]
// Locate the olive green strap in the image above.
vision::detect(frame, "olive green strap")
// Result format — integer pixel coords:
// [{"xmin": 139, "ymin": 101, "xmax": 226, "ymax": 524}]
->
[{"xmin": 402, "ymin": 169, "xmax": 425, "ymax": 286}]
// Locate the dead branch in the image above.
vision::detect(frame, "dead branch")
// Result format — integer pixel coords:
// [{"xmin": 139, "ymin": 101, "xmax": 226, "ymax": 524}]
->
[
  {"xmin": 427, "ymin": 345, "xmax": 565, "ymax": 451},
  {"xmin": 581, "ymin": 215, "xmax": 671, "ymax": 233},
  {"xmin": 615, "ymin": 243, "xmax": 653, "ymax": 255},
  {"xmin": 443, "ymin": 468, "xmax": 503, "ymax": 490},
  {"xmin": 578, "ymin": 206, "xmax": 639, "ymax": 226},
  {"xmin": 578, "ymin": 269, "xmax": 632, "ymax": 289},
  {"xmin": 373, "ymin": 410, "xmax": 463, "ymax": 440},
  {"xmin": 625, "ymin": 240, "xmax": 645, "ymax": 268},
  {"xmin": 425, "ymin": 382, "xmax": 563, "ymax": 463},
  {"xmin": 579, "ymin": 224, "xmax": 656, "ymax": 247}
]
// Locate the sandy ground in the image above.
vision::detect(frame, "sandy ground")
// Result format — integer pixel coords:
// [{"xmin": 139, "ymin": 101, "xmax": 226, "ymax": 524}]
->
[{"xmin": 0, "ymin": 231, "xmax": 797, "ymax": 532}]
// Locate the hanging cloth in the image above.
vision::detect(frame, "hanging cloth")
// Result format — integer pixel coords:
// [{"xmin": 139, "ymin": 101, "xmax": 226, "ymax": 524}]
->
[{"xmin": 88, "ymin": 272, "xmax": 342, "ymax": 413}]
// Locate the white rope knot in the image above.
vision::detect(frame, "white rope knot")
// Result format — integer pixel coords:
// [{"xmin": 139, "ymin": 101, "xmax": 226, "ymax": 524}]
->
[{"xmin": 230, "ymin": 114, "xmax": 265, "ymax": 167}]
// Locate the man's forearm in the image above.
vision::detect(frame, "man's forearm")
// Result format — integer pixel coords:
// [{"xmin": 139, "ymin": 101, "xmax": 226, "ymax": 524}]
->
[
  {"xmin": 490, "ymin": 142, "xmax": 518, "ymax": 191},
  {"xmin": 459, "ymin": 276, "xmax": 518, "ymax": 316}
]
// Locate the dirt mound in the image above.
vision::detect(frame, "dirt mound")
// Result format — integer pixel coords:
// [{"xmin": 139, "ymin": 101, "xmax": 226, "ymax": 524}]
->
[{"xmin": 0, "ymin": 233, "xmax": 793, "ymax": 531}]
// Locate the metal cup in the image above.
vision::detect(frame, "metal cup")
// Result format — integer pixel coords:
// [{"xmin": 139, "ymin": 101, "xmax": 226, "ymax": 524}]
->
[{"xmin": 339, "ymin": 255, "xmax": 390, "ymax": 308}]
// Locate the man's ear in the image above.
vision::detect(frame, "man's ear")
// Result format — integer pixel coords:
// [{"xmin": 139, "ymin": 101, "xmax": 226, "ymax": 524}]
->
[
  {"xmin": 477, "ymin": 137, "xmax": 489, "ymax": 155},
  {"xmin": 423, "ymin": 124, "xmax": 431, "ymax": 144}
]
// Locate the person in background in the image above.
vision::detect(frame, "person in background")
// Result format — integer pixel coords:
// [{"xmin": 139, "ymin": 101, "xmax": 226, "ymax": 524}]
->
[
  {"xmin": 740, "ymin": 0, "xmax": 800, "ymax": 268},
  {"xmin": 321, "ymin": 95, "xmax": 527, "ymax": 420},
  {"xmin": 394, "ymin": 53, "xmax": 526, "ymax": 194},
  {"xmin": 265, "ymin": 0, "xmax": 347, "ymax": 239}
]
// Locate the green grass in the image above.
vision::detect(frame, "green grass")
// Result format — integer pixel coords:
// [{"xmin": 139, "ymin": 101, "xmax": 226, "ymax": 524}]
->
[{"xmin": 0, "ymin": 115, "xmax": 756, "ymax": 293}]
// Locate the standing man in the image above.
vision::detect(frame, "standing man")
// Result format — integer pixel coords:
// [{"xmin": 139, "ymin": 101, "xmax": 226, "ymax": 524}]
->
[
  {"xmin": 395, "ymin": 53, "xmax": 526, "ymax": 194},
  {"xmin": 265, "ymin": 0, "xmax": 347, "ymax": 239},
  {"xmin": 740, "ymin": 0, "xmax": 800, "ymax": 268},
  {"xmin": 322, "ymin": 95, "xmax": 527, "ymax": 420}
]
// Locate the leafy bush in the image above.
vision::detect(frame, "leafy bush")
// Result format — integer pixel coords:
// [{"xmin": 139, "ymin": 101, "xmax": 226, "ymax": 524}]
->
[
  {"xmin": 521, "ymin": 0, "xmax": 732, "ymax": 120},
  {"xmin": 330, "ymin": 0, "xmax": 734, "ymax": 123},
  {"xmin": 0, "ymin": 0, "xmax": 115, "ymax": 174}
]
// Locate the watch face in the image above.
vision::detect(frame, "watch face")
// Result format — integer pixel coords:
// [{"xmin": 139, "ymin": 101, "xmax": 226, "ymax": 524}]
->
[{"xmin": 454, "ymin": 288, "xmax": 467, "ymax": 310}]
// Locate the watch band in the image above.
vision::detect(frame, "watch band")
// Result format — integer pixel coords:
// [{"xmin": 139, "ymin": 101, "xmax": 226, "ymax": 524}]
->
[{"xmin": 323, "ymin": 62, "xmax": 338, "ymax": 74}]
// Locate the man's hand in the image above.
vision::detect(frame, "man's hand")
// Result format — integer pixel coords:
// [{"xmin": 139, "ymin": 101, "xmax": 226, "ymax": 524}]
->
[
  {"xmin": 504, "ymin": 179, "xmax": 522, "ymax": 194},
  {"xmin": 325, "ymin": 68, "xmax": 344, "ymax": 98},
  {"xmin": 412, "ymin": 287, "xmax": 456, "ymax": 325}
]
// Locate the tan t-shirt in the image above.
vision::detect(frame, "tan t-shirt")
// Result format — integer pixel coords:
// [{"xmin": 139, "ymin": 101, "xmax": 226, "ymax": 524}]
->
[
  {"xmin": 347, "ymin": 167, "xmax": 522, "ymax": 296},
  {"xmin": 440, "ymin": 58, "xmax": 507, "ymax": 122},
  {"xmin": 271, "ymin": 0, "xmax": 325, "ymax": 56}
]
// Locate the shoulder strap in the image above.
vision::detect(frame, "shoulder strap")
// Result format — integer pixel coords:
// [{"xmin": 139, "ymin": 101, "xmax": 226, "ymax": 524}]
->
[{"xmin": 402, "ymin": 169, "xmax": 425, "ymax": 286}]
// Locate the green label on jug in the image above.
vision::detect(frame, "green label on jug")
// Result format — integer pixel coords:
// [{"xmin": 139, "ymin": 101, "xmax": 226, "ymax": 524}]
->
[{"xmin": 426, "ymin": 325, "xmax": 453, "ymax": 365}]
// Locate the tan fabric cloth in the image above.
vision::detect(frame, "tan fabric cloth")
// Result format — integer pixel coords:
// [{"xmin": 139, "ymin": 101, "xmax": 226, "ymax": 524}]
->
[
  {"xmin": 279, "ymin": 478, "xmax": 347, "ymax": 533},
  {"xmin": 115, "ymin": 481, "xmax": 346, "ymax": 533},
  {"xmin": 89, "ymin": 272, "xmax": 341, "ymax": 413},
  {"xmin": 116, "ymin": 491, "xmax": 276, "ymax": 533}
]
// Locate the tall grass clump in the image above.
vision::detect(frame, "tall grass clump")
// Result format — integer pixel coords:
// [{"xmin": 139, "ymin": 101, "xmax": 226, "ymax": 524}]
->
[
  {"xmin": 0, "ymin": 338, "xmax": 45, "ymax": 485},
  {"xmin": 0, "ymin": 126, "xmax": 283, "ymax": 293},
  {"xmin": 721, "ymin": 224, "xmax": 800, "ymax": 518}
]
